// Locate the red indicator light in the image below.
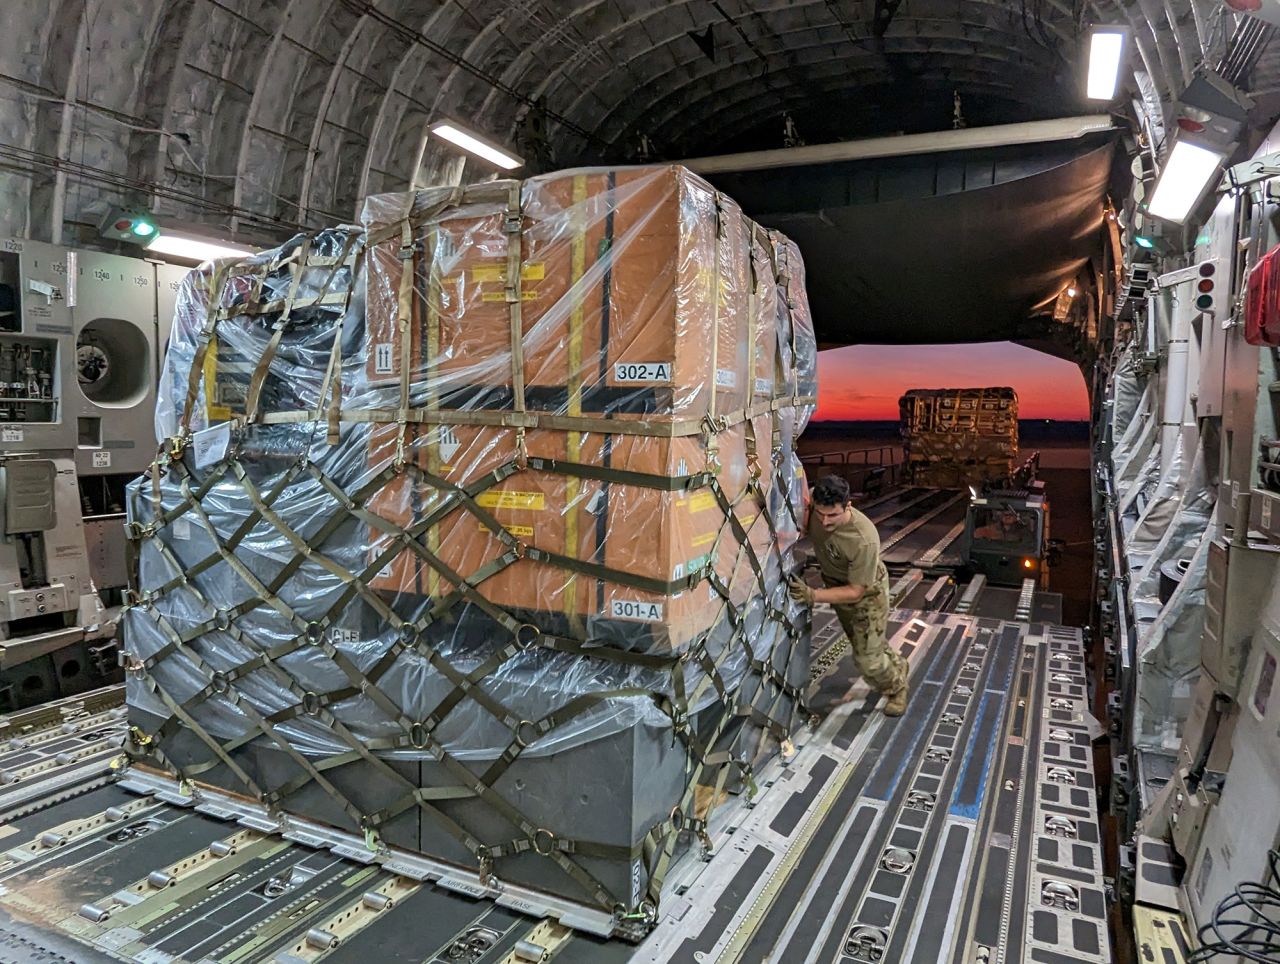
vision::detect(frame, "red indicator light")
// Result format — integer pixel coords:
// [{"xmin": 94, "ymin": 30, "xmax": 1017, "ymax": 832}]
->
[{"xmin": 1198, "ymin": 279, "xmax": 1215, "ymax": 293}]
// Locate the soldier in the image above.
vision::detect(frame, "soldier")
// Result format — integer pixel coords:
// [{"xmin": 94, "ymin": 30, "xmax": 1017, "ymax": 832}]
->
[
  {"xmin": 974, "ymin": 507, "xmax": 1031, "ymax": 543},
  {"xmin": 789, "ymin": 475, "xmax": 910, "ymax": 717}
]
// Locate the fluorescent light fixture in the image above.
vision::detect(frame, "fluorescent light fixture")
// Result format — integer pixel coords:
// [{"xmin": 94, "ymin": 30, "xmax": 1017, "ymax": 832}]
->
[
  {"xmin": 1086, "ymin": 29, "xmax": 1126, "ymax": 101},
  {"xmin": 144, "ymin": 231, "xmax": 255, "ymax": 264},
  {"xmin": 430, "ymin": 122, "xmax": 523, "ymax": 170},
  {"xmin": 1148, "ymin": 139, "xmax": 1226, "ymax": 223}
]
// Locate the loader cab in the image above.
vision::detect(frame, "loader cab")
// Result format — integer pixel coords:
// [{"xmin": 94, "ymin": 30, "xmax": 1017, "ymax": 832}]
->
[{"xmin": 966, "ymin": 488, "xmax": 1050, "ymax": 586}]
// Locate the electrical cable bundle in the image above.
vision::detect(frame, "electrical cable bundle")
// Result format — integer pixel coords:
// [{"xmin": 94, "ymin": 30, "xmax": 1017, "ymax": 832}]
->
[{"xmin": 1190, "ymin": 848, "xmax": 1280, "ymax": 961}]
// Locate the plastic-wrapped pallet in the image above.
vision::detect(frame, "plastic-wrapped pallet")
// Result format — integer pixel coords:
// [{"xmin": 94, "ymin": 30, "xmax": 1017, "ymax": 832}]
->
[
  {"xmin": 123, "ymin": 165, "xmax": 817, "ymax": 929},
  {"xmin": 899, "ymin": 387, "xmax": 1019, "ymax": 488}
]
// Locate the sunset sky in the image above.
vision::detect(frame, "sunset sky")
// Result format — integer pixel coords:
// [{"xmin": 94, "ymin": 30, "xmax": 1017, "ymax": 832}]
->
[{"xmin": 814, "ymin": 342, "xmax": 1089, "ymax": 421}]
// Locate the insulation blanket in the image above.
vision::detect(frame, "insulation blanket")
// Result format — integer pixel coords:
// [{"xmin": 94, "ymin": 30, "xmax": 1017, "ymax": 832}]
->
[{"xmin": 124, "ymin": 164, "xmax": 817, "ymax": 918}]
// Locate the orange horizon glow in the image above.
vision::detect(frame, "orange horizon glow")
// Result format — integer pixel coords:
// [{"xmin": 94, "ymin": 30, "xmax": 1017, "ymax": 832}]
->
[{"xmin": 814, "ymin": 342, "xmax": 1089, "ymax": 422}]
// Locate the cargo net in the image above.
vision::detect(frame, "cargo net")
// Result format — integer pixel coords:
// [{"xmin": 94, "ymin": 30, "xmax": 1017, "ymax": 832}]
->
[{"xmin": 123, "ymin": 166, "xmax": 818, "ymax": 929}]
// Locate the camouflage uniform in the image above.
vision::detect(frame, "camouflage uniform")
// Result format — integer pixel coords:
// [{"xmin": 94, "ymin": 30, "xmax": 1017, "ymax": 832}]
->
[{"xmin": 808, "ymin": 506, "xmax": 906, "ymax": 693}]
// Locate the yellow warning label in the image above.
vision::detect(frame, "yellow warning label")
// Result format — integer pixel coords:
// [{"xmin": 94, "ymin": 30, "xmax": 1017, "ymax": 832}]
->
[
  {"xmin": 692, "ymin": 531, "xmax": 719, "ymax": 548},
  {"xmin": 481, "ymin": 290, "xmax": 541, "ymax": 302},
  {"xmin": 687, "ymin": 492, "xmax": 718, "ymax": 513},
  {"xmin": 477, "ymin": 491, "xmax": 546, "ymax": 511},
  {"xmin": 472, "ymin": 263, "xmax": 546, "ymax": 284},
  {"xmin": 482, "ymin": 523, "xmax": 534, "ymax": 538}
]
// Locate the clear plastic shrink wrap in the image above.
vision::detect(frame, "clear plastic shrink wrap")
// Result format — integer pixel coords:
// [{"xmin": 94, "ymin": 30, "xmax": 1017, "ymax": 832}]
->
[
  {"xmin": 127, "ymin": 165, "xmax": 817, "ymax": 920},
  {"xmin": 898, "ymin": 387, "xmax": 1019, "ymax": 488}
]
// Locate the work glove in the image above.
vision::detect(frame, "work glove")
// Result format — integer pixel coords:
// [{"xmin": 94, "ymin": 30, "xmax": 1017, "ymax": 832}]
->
[{"xmin": 788, "ymin": 576, "xmax": 815, "ymax": 606}]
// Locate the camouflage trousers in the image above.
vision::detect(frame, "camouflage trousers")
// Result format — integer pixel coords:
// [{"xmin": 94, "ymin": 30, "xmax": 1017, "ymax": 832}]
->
[{"xmin": 832, "ymin": 595, "xmax": 904, "ymax": 693}]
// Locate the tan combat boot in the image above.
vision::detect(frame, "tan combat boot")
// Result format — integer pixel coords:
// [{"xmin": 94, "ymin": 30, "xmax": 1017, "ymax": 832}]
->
[{"xmin": 883, "ymin": 657, "xmax": 910, "ymax": 717}]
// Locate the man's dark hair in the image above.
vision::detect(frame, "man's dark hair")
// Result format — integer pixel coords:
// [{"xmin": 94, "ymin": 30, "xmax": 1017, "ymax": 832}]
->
[{"xmin": 812, "ymin": 475, "xmax": 852, "ymax": 508}]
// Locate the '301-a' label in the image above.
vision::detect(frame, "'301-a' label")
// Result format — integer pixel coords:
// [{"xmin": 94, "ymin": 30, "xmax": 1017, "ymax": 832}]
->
[{"xmin": 611, "ymin": 599, "xmax": 663, "ymax": 622}]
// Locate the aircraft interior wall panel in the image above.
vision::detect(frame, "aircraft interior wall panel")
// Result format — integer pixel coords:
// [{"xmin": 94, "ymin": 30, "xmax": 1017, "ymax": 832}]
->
[
  {"xmin": 2, "ymin": 239, "xmax": 75, "ymax": 452},
  {"xmin": 1186, "ymin": 627, "xmax": 1280, "ymax": 932},
  {"xmin": 1193, "ymin": 217, "xmax": 1228, "ymax": 418},
  {"xmin": 69, "ymin": 250, "xmax": 160, "ymax": 477}
]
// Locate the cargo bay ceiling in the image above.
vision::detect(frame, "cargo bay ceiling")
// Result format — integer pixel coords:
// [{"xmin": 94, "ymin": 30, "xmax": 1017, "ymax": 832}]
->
[{"xmin": 2, "ymin": 1, "xmax": 1279, "ymax": 347}]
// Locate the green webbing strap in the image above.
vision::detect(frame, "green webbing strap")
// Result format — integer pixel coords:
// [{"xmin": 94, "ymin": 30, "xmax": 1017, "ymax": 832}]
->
[
  {"xmin": 211, "ymin": 290, "xmax": 352, "ymax": 321},
  {"xmin": 526, "ymin": 548, "xmax": 704, "ymax": 597},
  {"xmin": 526, "ymin": 457, "xmax": 716, "ymax": 493},
  {"xmin": 477, "ymin": 685, "xmax": 658, "ymax": 790},
  {"xmin": 534, "ymin": 632, "xmax": 680, "ymax": 670},
  {"xmin": 251, "ymin": 396, "xmax": 817, "ymax": 437},
  {"xmin": 505, "ymin": 182, "xmax": 527, "ymax": 416}
]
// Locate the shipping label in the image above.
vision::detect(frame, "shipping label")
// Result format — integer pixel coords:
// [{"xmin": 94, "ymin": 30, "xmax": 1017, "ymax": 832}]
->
[
  {"xmin": 476, "ymin": 491, "xmax": 546, "ymax": 511},
  {"xmin": 715, "ymin": 368, "xmax": 736, "ymax": 388},
  {"xmin": 612, "ymin": 598, "xmax": 664, "ymax": 623},
  {"xmin": 754, "ymin": 377, "xmax": 773, "ymax": 396},
  {"xmin": 482, "ymin": 523, "xmax": 534, "ymax": 538},
  {"xmin": 192, "ymin": 423, "xmax": 231, "ymax": 468},
  {"xmin": 471, "ymin": 263, "xmax": 546, "ymax": 284},
  {"xmin": 481, "ymin": 290, "xmax": 540, "ymax": 302},
  {"xmin": 687, "ymin": 491, "xmax": 718, "ymax": 513},
  {"xmin": 613, "ymin": 361, "xmax": 672, "ymax": 383}
]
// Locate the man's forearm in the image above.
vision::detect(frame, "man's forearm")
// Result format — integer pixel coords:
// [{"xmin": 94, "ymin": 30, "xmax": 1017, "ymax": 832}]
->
[{"xmin": 814, "ymin": 583, "xmax": 866, "ymax": 605}]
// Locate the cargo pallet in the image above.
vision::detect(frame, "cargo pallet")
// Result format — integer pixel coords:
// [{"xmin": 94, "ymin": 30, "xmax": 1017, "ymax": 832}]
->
[{"xmin": 0, "ymin": 606, "xmax": 1109, "ymax": 963}]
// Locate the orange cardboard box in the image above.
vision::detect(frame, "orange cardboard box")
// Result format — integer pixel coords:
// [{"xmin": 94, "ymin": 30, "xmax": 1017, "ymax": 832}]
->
[
  {"xmin": 360, "ymin": 166, "xmax": 762, "ymax": 422},
  {"xmin": 365, "ymin": 419, "xmax": 775, "ymax": 650}
]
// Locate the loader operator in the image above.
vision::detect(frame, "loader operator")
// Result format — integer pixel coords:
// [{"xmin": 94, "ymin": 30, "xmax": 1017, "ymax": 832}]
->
[
  {"xmin": 789, "ymin": 475, "xmax": 910, "ymax": 717},
  {"xmin": 974, "ymin": 507, "xmax": 1032, "ymax": 544}
]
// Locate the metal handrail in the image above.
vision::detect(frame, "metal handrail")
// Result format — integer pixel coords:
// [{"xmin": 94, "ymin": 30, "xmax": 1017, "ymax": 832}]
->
[
  {"xmin": 800, "ymin": 443, "xmax": 904, "ymax": 494},
  {"xmin": 800, "ymin": 444, "xmax": 904, "ymax": 467}
]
